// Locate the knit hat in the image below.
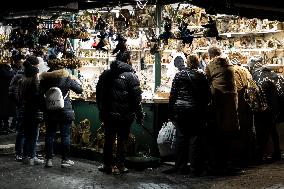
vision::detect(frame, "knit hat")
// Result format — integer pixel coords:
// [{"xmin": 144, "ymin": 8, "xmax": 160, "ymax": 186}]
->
[
  {"xmin": 23, "ymin": 56, "xmax": 39, "ymax": 67},
  {"xmin": 247, "ymin": 56, "xmax": 264, "ymax": 69},
  {"xmin": 24, "ymin": 65, "xmax": 39, "ymax": 77}
]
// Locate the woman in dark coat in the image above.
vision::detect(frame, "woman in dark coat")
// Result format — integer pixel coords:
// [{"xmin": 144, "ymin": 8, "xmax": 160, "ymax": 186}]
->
[
  {"xmin": 40, "ymin": 61, "xmax": 83, "ymax": 168},
  {"xmin": 0, "ymin": 61, "xmax": 15, "ymax": 134},
  {"xmin": 164, "ymin": 54, "xmax": 211, "ymax": 175},
  {"xmin": 18, "ymin": 56, "xmax": 44, "ymax": 165}
]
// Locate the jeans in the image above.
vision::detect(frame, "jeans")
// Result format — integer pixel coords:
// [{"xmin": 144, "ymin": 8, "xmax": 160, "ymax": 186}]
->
[
  {"xmin": 15, "ymin": 116, "xmax": 25, "ymax": 156},
  {"xmin": 45, "ymin": 121, "xmax": 72, "ymax": 160},
  {"xmin": 23, "ymin": 117, "xmax": 40, "ymax": 158}
]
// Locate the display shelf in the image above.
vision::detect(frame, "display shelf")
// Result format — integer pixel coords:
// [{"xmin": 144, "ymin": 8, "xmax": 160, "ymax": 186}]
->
[
  {"xmin": 78, "ymin": 57, "xmax": 109, "ymax": 59},
  {"xmin": 219, "ymin": 30, "xmax": 283, "ymax": 38}
]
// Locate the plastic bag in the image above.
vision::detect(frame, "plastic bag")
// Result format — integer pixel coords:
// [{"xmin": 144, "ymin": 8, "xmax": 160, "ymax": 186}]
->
[{"xmin": 157, "ymin": 121, "xmax": 176, "ymax": 157}]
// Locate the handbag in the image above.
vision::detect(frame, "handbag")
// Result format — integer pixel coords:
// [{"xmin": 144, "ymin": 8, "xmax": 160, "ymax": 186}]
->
[
  {"xmin": 244, "ymin": 79, "xmax": 268, "ymax": 112},
  {"xmin": 157, "ymin": 121, "xmax": 176, "ymax": 157}
]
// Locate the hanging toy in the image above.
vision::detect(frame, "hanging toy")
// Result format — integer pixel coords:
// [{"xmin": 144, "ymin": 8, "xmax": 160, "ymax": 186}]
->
[
  {"xmin": 178, "ymin": 21, "xmax": 194, "ymax": 45},
  {"xmin": 159, "ymin": 18, "xmax": 174, "ymax": 45},
  {"xmin": 150, "ymin": 36, "xmax": 159, "ymax": 55},
  {"xmin": 112, "ymin": 33, "xmax": 127, "ymax": 55},
  {"xmin": 95, "ymin": 31, "xmax": 108, "ymax": 52},
  {"xmin": 95, "ymin": 17, "xmax": 107, "ymax": 31},
  {"xmin": 202, "ymin": 16, "xmax": 221, "ymax": 40}
]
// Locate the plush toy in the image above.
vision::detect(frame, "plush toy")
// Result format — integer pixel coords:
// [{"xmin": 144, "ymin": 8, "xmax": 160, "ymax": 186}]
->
[
  {"xmin": 178, "ymin": 21, "xmax": 194, "ymax": 45},
  {"xmin": 202, "ymin": 16, "xmax": 221, "ymax": 40},
  {"xmin": 95, "ymin": 17, "xmax": 107, "ymax": 31},
  {"xmin": 95, "ymin": 31, "xmax": 108, "ymax": 52},
  {"xmin": 159, "ymin": 18, "xmax": 174, "ymax": 45},
  {"xmin": 112, "ymin": 33, "xmax": 127, "ymax": 55}
]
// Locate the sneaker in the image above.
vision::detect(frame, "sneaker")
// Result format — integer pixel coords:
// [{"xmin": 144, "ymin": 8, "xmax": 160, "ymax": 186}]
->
[
  {"xmin": 117, "ymin": 166, "xmax": 129, "ymax": 174},
  {"xmin": 34, "ymin": 157, "xmax": 44, "ymax": 165},
  {"xmin": 61, "ymin": 159, "xmax": 75, "ymax": 168},
  {"xmin": 98, "ymin": 165, "xmax": 112, "ymax": 174},
  {"xmin": 29, "ymin": 157, "xmax": 44, "ymax": 165},
  {"xmin": 15, "ymin": 155, "xmax": 23, "ymax": 162},
  {"xmin": 45, "ymin": 159, "xmax": 53, "ymax": 168}
]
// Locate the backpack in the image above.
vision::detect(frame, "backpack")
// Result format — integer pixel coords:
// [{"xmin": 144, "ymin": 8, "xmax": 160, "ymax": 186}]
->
[
  {"xmin": 244, "ymin": 79, "xmax": 268, "ymax": 112},
  {"xmin": 45, "ymin": 87, "xmax": 69, "ymax": 110}
]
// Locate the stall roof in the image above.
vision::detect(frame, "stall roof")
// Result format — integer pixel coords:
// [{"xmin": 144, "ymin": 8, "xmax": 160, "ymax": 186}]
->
[{"xmin": 1, "ymin": 0, "xmax": 284, "ymax": 21}]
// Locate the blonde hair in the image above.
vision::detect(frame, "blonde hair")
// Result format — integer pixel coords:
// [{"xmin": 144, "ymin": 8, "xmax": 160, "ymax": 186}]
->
[{"xmin": 186, "ymin": 54, "xmax": 199, "ymax": 69}]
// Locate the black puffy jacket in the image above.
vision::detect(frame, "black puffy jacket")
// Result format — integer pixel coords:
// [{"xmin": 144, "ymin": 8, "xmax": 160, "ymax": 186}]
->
[
  {"xmin": 96, "ymin": 60, "xmax": 143, "ymax": 122},
  {"xmin": 40, "ymin": 69, "xmax": 83, "ymax": 122},
  {"xmin": 169, "ymin": 68, "xmax": 211, "ymax": 120}
]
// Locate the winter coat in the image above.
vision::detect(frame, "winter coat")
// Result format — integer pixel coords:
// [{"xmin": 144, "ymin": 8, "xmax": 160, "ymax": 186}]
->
[
  {"xmin": 205, "ymin": 57, "xmax": 239, "ymax": 132},
  {"xmin": 251, "ymin": 67, "xmax": 284, "ymax": 123},
  {"xmin": 18, "ymin": 72, "xmax": 43, "ymax": 122},
  {"xmin": 96, "ymin": 60, "xmax": 143, "ymax": 122},
  {"xmin": 169, "ymin": 68, "xmax": 211, "ymax": 121},
  {"xmin": 40, "ymin": 69, "xmax": 83, "ymax": 122},
  {"xmin": 9, "ymin": 69, "xmax": 24, "ymax": 106},
  {"xmin": 0, "ymin": 64, "xmax": 16, "ymax": 117}
]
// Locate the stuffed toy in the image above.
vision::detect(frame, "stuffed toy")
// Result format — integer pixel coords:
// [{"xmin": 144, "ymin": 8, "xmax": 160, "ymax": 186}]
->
[
  {"xmin": 112, "ymin": 33, "xmax": 127, "ymax": 55},
  {"xmin": 159, "ymin": 18, "xmax": 174, "ymax": 45}
]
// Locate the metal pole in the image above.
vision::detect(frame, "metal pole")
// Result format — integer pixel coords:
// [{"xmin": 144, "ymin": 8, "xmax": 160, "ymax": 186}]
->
[{"xmin": 154, "ymin": 3, "xmax": 162, "ymax": 91}]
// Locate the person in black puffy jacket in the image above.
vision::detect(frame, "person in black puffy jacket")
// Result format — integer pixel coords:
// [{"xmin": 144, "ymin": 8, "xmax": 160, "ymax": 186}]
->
[
  {"xmin": 163, "ymin": 54, "xmax": 211, "ymax": 176},
  {"xmin": 96, "ymin": 51, "xmax": 144, "ymax": 174},
  {"xmin": 40, "ymin": 59, "xmax": 83, "ymax": 168}
]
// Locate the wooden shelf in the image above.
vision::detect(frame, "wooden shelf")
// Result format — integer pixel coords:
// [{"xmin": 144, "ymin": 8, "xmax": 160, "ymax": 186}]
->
[
  {"xmin": 79, "ymin": 57, "xmax": 108, "ymax": 59},
  {"xmin": 219, "ymin": 30, "xmax": 283, "ymax": 37}
]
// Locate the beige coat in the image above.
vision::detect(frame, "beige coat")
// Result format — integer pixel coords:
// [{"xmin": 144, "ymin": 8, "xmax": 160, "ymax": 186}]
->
[{"xmin": 205, "ymin": 57, "xmax": 239, "ymax": 132}]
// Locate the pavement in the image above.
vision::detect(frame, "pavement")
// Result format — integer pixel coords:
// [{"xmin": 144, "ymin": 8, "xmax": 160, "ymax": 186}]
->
[{"xmin": 1, "ymin": 133, "xmax": 284, "ymax": 189}]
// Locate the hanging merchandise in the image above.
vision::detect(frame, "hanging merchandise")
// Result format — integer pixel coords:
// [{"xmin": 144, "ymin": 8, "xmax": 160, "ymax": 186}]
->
[
  {"xmin": 178, "ymin": 21, "xmax": 194, "ymax": 45},
  {"xmin": 112, "ymin": 33, "xmax": 127, "ymax": 54},
  {"xmin": 202, "ymin": 16, "xmax": 221, "ymax": 39},
  {"xmin": 94, "ymin": 17, "xmax": 107, "ymax": 31},
  {"xmin": 159, "ymin": 18, "xmax": 174, "ymax": 45},
  {"xmin": 94, "ymin": 31, "xmax": 108, "ymax": 52}
]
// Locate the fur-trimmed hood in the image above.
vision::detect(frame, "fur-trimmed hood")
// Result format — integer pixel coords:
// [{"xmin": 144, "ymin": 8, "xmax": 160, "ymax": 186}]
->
[{"xmin": 40, "ymin": 69, "xmax": 70, "ymax": 80}]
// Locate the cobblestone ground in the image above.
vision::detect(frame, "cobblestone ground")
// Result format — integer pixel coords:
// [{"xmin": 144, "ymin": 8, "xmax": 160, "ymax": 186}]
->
[{"xmin": 0, "ymin": 154, "xmax": 284, "ymax": 189}]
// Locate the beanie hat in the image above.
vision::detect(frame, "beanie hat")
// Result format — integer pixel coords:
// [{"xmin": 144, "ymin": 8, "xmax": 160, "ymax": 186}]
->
[
  {"xmin": 23, "ymin": 56, "xmax": 39, "ymax": 67},
  {"xmin": 24, "ymin": 65, "xmax": 39, "ymax": 77},
  {"xmin": 247, "ymin": 56, "xmax": 264, "ymax": 69}
]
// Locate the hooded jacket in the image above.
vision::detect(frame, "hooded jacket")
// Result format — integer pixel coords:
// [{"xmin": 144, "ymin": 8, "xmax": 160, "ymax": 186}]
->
[
  {"xmin": 250, "ymin": 67, "xmax": 284, "ymax": 122},
  {"xmin": 40, "ymin": 69, "xmax": 83, "ymax": 122},
  {"xmin": 96, "ymin": 60, "xmax": 143, "ymax": 122}
]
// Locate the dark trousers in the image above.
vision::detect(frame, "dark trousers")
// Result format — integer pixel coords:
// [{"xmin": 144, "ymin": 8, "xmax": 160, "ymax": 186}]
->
[
  {"xmin": 23, "ymin": 118, "xmax": 40, "ymax": 158},
  {"xmin": 174, "ymin": 111, "xmax": 204, "ymax": 173},
  {"xmin": 103, "ymin": 119, "xmax": 131, "ymax": 167},
  {"xmin": 45, "ymin": 121, "xmax": 72, "ymax": 160},
  {"xmin": 254, "ymin": 112, "xmax": 281, "ymax": 159},
  {"xmin": 0, "ymin": 117, "xmax": 9, "ymax": 133},
  {"xmin": 15, "ymin": 116, "xmax": 25, "ymax": 156}
]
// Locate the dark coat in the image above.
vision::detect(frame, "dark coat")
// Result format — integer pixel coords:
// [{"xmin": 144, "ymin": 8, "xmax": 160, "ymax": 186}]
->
[
  {"xmin": 251, "ymin": 67, "xmax": 284, "ymax": 123},
  {"xmin": 96, "ymin": 60, "xmax": 143, "ymax": 122},
  {"xmin": 0, "ymin": 64, "xmax": 16, "ymax": 117},
  {"xmin": 169, "ymin": 68, "xmax": 211, "ymax": 122},
  {"xmin": 40, "ymin": 69, "xmax": 83, "ymax": 122},
  {"xmin": 9, "ymin": 69, "xmax": 24, "ymax": 106}
]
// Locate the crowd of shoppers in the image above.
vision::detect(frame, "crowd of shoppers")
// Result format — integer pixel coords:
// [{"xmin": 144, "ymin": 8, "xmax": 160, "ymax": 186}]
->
[
  {"xmin": 2, "ymin": 44, "xmax": 283, "ymax": 177},
  {"xmin": 164, "ymin": 45, "xmax": 284, "ymax": 176}
]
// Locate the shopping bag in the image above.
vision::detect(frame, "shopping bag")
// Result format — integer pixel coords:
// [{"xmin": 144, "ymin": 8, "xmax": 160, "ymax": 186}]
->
[{"xmin": 157, "ymin": 121, "xmax": 176, "ymax": 157}]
